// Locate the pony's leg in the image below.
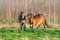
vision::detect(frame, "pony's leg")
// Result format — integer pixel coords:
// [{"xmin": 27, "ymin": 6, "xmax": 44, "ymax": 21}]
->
[
  {"xmin": 42, "ymin": 19, "xmax": 46, "ymax": 29},
  {"xmin": 42, "ymin": 22, "xmax": 45, "ymax": 29},
  {"xmin": 37, "ymin": 24, "xmax": 41, "ymax": 29},
  {"xmin": 30, "ymin": 24, "xmax": 34, "ymax": 32},
  {"xmin": 30, "ymin": 24, "xmax": 33, "ymax": 29},
  {"xmin": 43, "ymin": 24, "xmax": 45, "ymax": 29},
  {"xmin": 45, "ymin": 20, "xmax": 50, "ymax": 28}
]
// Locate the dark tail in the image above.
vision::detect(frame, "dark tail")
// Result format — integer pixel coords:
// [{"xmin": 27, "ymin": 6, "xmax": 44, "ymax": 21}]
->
[{"xmin": 45, "ymin": 19, "xmax": 50, "ymax": 28}]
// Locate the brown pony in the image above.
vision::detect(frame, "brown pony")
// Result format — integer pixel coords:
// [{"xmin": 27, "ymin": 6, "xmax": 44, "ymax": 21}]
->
[{"xmin": 26, "ymin": 14, "xmax": 49, "ymax": 29}]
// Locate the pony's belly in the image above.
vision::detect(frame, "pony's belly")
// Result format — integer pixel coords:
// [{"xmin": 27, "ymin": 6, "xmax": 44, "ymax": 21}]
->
[{"xmin": 33, "ymin": 19, "xmax": 43, "ymax": 26}]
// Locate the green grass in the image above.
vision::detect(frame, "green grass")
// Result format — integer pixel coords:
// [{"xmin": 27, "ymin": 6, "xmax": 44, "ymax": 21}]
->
[{"xmin": 0, "ymin": 27, "xmax": 60, "ymax": 40}]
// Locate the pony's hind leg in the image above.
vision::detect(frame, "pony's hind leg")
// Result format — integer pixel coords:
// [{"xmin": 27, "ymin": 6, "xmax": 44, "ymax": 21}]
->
[
  {"xmin": 42, "ymin": 22, "xmax": 46, "ymax": 29},
  {"xmin": 43, "ymin": 23, "xmax": 45, "ymax": 29},
  {"xmin": 37, "ymin": 24, "xmax": 41, "ymax": 29},
  {"xmin": 44, "ymin": 20, "xmax": 50, "ymax": 28}
]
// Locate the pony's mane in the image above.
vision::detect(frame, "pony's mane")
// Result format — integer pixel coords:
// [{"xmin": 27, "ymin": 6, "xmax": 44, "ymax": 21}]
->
[
  {"xmin": 34, "ymin": 14, "xmax": 43, "ymax": 18},
  {"xmin": 36, "ymin": 14, "xmax": 43, "ymax": 16}
]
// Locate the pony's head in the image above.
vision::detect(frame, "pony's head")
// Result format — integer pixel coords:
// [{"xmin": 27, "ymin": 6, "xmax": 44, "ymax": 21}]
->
[{"xmin": 26, "ymin": 14, "xmax": 33, "ymax": 19}]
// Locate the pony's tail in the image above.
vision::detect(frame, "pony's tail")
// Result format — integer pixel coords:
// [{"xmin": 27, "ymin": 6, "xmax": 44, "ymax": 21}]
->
[{"xmin": 45, "ymin": 19, "xmax": 50, "ymax": 28}]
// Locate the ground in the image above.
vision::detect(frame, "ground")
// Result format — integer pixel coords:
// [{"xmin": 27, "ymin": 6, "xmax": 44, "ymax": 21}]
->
[{"xmin": 0, "ymin": 27, "xmax": 60, "ymax": 40}]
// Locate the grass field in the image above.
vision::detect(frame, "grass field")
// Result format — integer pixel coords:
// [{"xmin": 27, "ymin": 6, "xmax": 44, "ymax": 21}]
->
[{"xmin": 0, "ymin": 27, "xmax": 60, "ymax": 40}]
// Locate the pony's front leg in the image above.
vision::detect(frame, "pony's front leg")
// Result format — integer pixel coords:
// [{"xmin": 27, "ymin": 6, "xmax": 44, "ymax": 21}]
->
[
  {"xmin": 30, "ymin": 24, "xmax": 35, "ymax": 32},
  {"xmin": 30, "ymin": 24, "xmax": 33, "ymax": 29}
]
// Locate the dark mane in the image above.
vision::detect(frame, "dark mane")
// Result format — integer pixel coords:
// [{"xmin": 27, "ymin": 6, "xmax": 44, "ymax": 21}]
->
[
  {"xmin": 34, "ymin": 14, "xmax": 43, "ymax": 18},
  {"xmin": 36, "ymin": 14, "xmax": 43, "ymax": 16}
]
